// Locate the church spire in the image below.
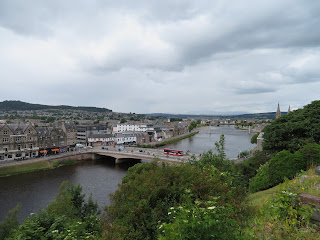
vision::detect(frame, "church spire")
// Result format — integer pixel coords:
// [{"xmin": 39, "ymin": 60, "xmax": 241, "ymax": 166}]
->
[
  {"xmin": 288, "ymin": 105, "xmax": 291, "ymax": 113},
  {"xmin": 276, "ymin": 103, "xmax": 281, "ymax": 119}
]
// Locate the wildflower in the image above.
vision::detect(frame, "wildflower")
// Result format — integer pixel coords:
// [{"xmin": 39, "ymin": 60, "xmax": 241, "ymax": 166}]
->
[
  {"xmin": 208, "ymin": 206, "xmax": 216, "ymax": 210},
  {"xmin": 168, "ymin": 212, "xmax": 171, "ymax": 215},
  {"xmin": 170, "ymin": 207, "xmax": 174, "ymax": 210}
]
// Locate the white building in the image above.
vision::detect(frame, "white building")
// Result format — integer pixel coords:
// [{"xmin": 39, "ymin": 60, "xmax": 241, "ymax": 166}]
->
[
  {"xmin": 88, "ymin": 133, "xmax": 114, "ymax": 146},
  {"xmin": 114, "ymin": 132, "xmax": 137, "ymax": 145},
  {"xmin": 114, "ymin": 124, "xmax": 154, "ymax": 133}
]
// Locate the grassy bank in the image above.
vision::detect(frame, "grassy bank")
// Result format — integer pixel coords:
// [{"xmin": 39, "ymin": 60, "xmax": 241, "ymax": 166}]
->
[
  {"xmin": 0, "ymin": 161, "xmax": 52, "ymax": 177},
  {"xmin": 235, "ymin": 126, "xmax": 248, "ymax": 130},
  {"xmin": 0, "ymin": 159, "xmax": 80, "ymax": 177},
  {"xmin": 244, "ymin": 168, "xmax": 320, "ymax": 239},
  {"xmin": 137, "ymin": 131, "xmax": 199, "ymax": 148},
  {"xmin": 52, "ymin": 159, "xmax": 77, "ymax": 168}
]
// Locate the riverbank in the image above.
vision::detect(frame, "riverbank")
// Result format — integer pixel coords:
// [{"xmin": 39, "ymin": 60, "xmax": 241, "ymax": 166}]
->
[
  {"xmin": 0, "ymin": 152, "xmax": 97, "ymax": 177},
  {"xmin": 137, "ymin": 131, "xmax": 199, "ymax": 148}
]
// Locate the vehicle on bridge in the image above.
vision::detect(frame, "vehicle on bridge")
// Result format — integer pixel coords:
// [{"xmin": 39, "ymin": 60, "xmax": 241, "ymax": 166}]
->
[{"xmin": 164, "ymin": 149, "xmax": 184, "ymax": 156}]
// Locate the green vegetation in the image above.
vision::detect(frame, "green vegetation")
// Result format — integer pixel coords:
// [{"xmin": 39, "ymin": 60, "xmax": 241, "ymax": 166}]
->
[
  {"xmin": 251, "ymin": 132, "xmax": 259, "ymax": 144},
  {"xmin": 104, "ymin": 161, "xmax": 244, "ymax": 239},
  {"xmin": 0, "ymin": 161, "xmax": 52, "ymax": 177},
  {"xmin": 249, "ymin": 144, "xmax": 320, "ymax": 193},
  {"xmin": 52, "ymin": 159, "xmax": 77, "ymax": 168},
  {"xmin": 0, "ymin": 159, "xmax": 79, "ymax": 177},
  {"xmin": 104, "ymin": 134, "xmax": 246, "ymax": 239},
  {"xmin": 245, "ymin": 170, "xmax": 320, "ymax": 239},
  {"xmin": 188, "ymin": 121, "xmax": 197, "ymax": 131},
  {"xmin": 0, "ymin": 205, "xmax": 20, "ymax": 240},
  {"xmin": 263, "ymin": 100, "xmax": 320, "ymax": 153},
  {"xmin": 170, "ymin": 117, "xmax": 183, "ymax": 122},
  {"xmin": 0, "ymin": 100, "xmax": 112, "ymax": 112},
  {"xmin": 1, "ymin": 181, "xmax": 102, "ymax": 239}
]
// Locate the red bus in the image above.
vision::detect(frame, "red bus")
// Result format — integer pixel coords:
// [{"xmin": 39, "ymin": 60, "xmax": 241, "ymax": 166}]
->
[{"xmin": 164, "ymin": 149, "xmax": 184, "ymax": 156}]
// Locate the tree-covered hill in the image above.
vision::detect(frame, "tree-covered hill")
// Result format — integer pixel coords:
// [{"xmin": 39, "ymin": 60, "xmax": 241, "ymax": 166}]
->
[
  {"xmin": 263, "ymin": 100, "xmax": 320, "ymax": 153},
  {"xmin": 0, "ymin": 100, "xmax": 112, "ymax": 113}
]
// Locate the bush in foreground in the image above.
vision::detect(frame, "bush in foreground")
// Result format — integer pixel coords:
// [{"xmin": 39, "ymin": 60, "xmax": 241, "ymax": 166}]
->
[{"xmin": 104, "ymin": 161, "xmax": 244, "ymax": 240}]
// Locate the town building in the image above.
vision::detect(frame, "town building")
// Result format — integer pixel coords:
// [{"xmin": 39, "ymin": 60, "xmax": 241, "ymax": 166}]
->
[
  {"xmin": 88, "ymin": 133, "xmax": 114, "ymax": 147},
  {"xmin": 76, "ymin": 124, "xmax": 109, "ymax": 144},
  {"xmin": 37, "ymin": 126, "xmax": 67, "ymax": 155},
  {"xmin": 0, "ymin": 123, "xmax": 39, "ymax": 160},
  {"xmin": 57, "ymin": 121, "xmax": 77, "ymax": 151}
]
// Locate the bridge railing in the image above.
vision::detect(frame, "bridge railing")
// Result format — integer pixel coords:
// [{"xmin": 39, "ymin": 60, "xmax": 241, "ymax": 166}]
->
[{"xmin": 95, "ymin": 149, "xmax": 195, "ymax": 163}]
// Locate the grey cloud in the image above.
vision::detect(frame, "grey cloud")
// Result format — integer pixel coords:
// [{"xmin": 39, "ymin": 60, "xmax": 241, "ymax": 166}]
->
[{"xmin": 235, "ymin": 87, "xmax": 277, "ymax": 95}]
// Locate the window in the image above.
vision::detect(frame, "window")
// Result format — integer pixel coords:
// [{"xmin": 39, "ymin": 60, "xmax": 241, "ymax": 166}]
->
[
  {"xmin": 3, "ymin": 130, "xmax": 8, "ymax": 135},
  {"xmin": 18, "ymin": 145, "xmax": 21, "ymax": 150},
  {"xmin": 3, "ymin": 137, "xmax": 9, "ymax": 142},
  {"xmin": 30, "ymin": 144, "xmax": 33, "ymax": 149},
  {"xmin": 16, "ymin": 137, "xmax": 21, "ymax": 142}
]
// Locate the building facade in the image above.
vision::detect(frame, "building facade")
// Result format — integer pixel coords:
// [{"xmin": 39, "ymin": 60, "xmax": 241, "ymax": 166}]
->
[{"xmin": 0, "ymin": 123, "xmax": 39, "ymax": 160}]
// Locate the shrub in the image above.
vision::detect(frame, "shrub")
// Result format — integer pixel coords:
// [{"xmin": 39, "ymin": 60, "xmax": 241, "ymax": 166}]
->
[
  {"xmin": 7, "ymin": 182, "xmax": 102, "ymax": 239},
  {"xmin": 158, "ymin": 196, "xmax": 241, "ymax": 240},
  {"xmin": 236, "ymin": 150, "xmax": 271, "ymax": 187},
  {"xmin": 249, "ymin": 145, "xmax": 320, "ymax": 192},
  {"xmin": 0, "ymin": 204, "xmax": 20, "ymax": 239},
  {"xmin": 104, "ymin": 161, "xmax": 243, "ymax": 240}
]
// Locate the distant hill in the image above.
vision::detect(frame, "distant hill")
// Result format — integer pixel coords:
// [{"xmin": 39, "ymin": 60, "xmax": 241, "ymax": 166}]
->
[
  {"xmin": 0, "ymin": 100, "xmax": 112, "ymax": 113},
  {"xmin": 146, "ymin": 112, "xmax": 284, "ymax": 119}
]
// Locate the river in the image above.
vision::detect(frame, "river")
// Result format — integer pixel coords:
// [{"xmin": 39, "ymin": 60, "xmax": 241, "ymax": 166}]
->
[
  {"xmin": 164, "ymin": 125, "xmax": 256, "ymax": 158},
  {"xmin": 0, "ymin": 158, "xmax": 141, "ymax": 222},
  {"xmin": 0, "ymin": 125, "xmax": 255, "ymax": 222}
]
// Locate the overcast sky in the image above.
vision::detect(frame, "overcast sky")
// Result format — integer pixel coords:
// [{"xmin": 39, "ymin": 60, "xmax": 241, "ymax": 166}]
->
[{"xmin": 0, "ymin": 0, "xmax": 319, "ymax": 114}]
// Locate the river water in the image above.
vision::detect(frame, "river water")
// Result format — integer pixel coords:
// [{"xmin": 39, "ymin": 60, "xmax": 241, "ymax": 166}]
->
[
  {"xmin": 0, "ymin": 125, "xmax": 255, "ymax": 222},
  {"xmin": 0, "ymin": 159, "xmax": 140, "ymax": 222},
  {"xmin": 164, "ymin": 125, "xmax": 256, "ymax": 158}
]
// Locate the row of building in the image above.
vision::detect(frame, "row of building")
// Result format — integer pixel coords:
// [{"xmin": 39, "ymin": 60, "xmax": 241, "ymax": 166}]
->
[{"xmin": 0, "ymin": 121, "xmax": 189, "ymax": 161}]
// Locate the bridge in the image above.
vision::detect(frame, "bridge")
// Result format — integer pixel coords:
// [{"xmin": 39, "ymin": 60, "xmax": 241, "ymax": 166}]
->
[{"xmin": 92, "ymin": 147, "xmax": 198, "ymax": 164}]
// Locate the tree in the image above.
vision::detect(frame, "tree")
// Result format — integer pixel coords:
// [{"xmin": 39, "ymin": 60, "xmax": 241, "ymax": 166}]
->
[
  {"xmin": 188, "ymin": 121, "xmax": 197, "ymax": 131},
  {"xmin": 104, "ymin": 161, "xmax": 242, "ymax": 240},
  {"xmin": 0, "ymin": 204, "xmax": 20, "ymax": 239},
  {"xmin": 263, "ymin": 100, "xmax": 320, "ymax": 153},
  {"xmin": 251, "ymin": 132, "xmax": 260, "ymax": 144},
  {"xmin": 7, "ymin": 182, "xmax": 102, "ymax": 239}
]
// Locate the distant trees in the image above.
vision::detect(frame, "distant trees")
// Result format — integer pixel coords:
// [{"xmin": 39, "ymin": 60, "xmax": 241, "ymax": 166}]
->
[
  {"xmin": 170, "ymin": 118, "xmax": 183, "ymax": 122},
  {"xmin": 188, "ymin": 121, "xmax": 197, "ymax": 131}
]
